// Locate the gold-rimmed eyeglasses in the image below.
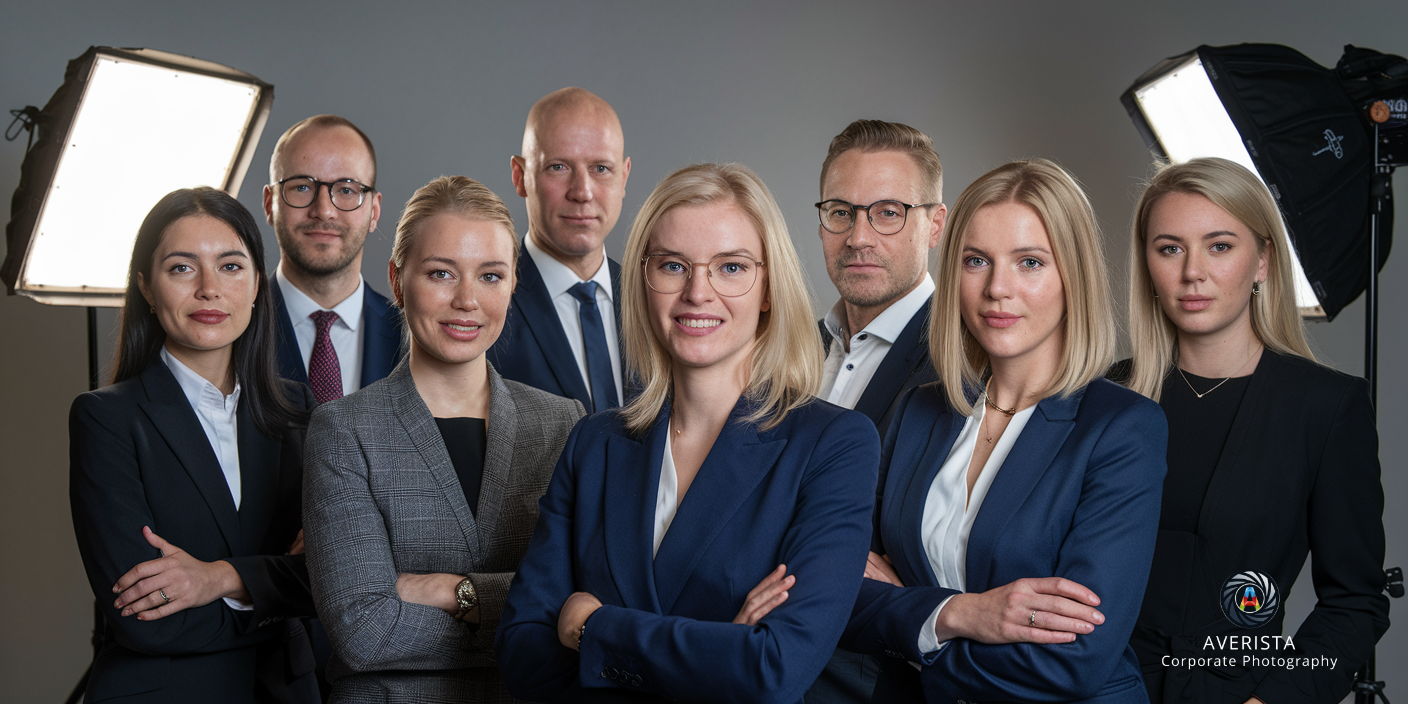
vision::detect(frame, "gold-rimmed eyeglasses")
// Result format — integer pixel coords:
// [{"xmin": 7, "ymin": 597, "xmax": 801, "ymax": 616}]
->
[{"xmin": 642, "ymin": 253, "xmax": 765, "ymax": 297}]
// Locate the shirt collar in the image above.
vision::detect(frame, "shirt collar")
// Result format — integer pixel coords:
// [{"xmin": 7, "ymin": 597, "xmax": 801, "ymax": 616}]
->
[
  {"xmin": 525, "ymin": 234, "xmax": 614, "ymax": 301},
  {"xmin": 160, "ymin": 345, "xmax": 241, "ymax": 412},
  {"xmin": 825, "ymin": 274, "xmax": 935, "ymax": 344},
  {"xmin": 276, "ymin": 265, "xmax": 365, "ymax": 331}
]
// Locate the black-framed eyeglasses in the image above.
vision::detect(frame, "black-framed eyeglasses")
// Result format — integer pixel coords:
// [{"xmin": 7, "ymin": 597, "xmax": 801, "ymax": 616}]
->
[
  {"xmin": 641, "ymin": 253, "xmax": 766, "ymax": 297},
  {"xmin": 815, "ymin": 199, "xmax": 939, "ymax": 236},
  {"xmin": 276, "ymin": 176, "xmax": 375, "ymax": 211}
]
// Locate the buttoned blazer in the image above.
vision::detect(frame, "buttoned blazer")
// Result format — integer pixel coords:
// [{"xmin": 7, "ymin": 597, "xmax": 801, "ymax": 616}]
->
[
  {"xmin": 271, "ymin": 281, "xmax": 404, "ymax": 389},
  {"xmin": 1118, "ymin": 352, "xmax": 1389, "ymax": 704},
  {"xmin": 844, "ymin": 380, "xmax": 1167, "ymax": 704},
  {"xmin": 817, "ymin": 304, "xmax": 937, "ymax": 437},
  {"xmin": 303, "ymin": 359, "xmax": 583, "ymax": 703},
  {"xmin": 485, "ymin": 245, "xmax": 628, "ymax": 409},
  {"xmin": 69, "ymin": 361, "xmax": 319, "ymax": 704},
  {"xmin": 496, "ymin": 397, "xmax": 881, "ymax": 704}
]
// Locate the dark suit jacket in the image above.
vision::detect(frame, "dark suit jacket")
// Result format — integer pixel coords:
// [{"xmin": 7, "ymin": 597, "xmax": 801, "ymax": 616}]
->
[
  {"xmin": 303, "ymin": 359, "xmax": 584, "ymax": 703},
  {"xmin": 817, "ymin": 305, "xmax": 937, "ymax": 437},
  {"xmin": 271, "ymin": 280, "xmax": 404, "ymax": 389},
  {"xmin": 497, "ymin": 398, "xmax": 881, "ymax": 704},
  {"xmin": 845, "ymin": 380, "xmax": 1167, "ymax": 704},
  {"xmin": 485, "ymin": 246, "xmax": 626, "ymax": 409},
  {"xmin": 1117, "ymin": 352, "xmax": 1390, "ymax": 704},
  {"xmin": 69, "ymin": 361, "xmax": 319, "ymax": 704}
]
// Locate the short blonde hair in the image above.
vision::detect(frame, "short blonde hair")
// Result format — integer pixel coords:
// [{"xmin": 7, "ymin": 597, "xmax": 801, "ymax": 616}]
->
[
  {"xmin": 620, "ymin": 163, "xmax": 821, "ymax": 433},
  {"xmin": 1126, "ymin": 157, "xmax": 1314, "ymax": 400},
  {"xmin": 390, "ymin": 175, "xmax": 518, "ymax": 282},
  {"xmin": 930, "ymin": 159, "xmax": 1116, "ymax": 415}
]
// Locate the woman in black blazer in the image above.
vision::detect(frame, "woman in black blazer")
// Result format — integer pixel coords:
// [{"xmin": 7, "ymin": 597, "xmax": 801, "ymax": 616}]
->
[
  {"xmin": 1120, "ymin": 158, "xmax": 1389, "ymax": 703},
  {"xmin": 70, "ymin": 188, "xmax": 318, "ymax": 704}
]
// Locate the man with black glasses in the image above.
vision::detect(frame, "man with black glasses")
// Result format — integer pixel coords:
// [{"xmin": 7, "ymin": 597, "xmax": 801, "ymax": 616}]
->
[
  {"xmin": 805, "ymin": 120, "xmax": 947, "ymax": 704},
  {"xmin": 263, "ymin": 115, "xmax": 402, "ymax": 402}
]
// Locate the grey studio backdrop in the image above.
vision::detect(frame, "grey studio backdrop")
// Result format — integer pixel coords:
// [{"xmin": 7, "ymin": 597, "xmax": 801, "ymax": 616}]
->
[{"xmin": 1, "ymin": 1, "xmax": 1403, "ymax": 700}]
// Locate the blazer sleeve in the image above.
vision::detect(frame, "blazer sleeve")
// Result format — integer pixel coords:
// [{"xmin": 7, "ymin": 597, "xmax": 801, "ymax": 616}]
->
[
  {"xmin": 69, "ymin": 393, "xmax": 274, "ymax": 656},
  {"xmin": 303, "ymin": 405, "xmax": 479, "ymax": 673},
  {"xmin": 921, "ymin": 399, "xmax": 1168, "ymax": 702},
  {"xmin": 1252, "ymin": 378, "xmax": 1390, "ymax": 704}
]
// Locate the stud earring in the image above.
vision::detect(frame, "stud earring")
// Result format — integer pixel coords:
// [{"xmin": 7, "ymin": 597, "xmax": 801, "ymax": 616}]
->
[{"xmin": 1252, "ymin": 281, "xmax": 1262, "ymax": 296}]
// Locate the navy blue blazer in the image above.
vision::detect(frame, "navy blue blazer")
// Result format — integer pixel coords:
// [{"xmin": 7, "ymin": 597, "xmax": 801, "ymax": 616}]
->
[
  {"xmin": 817, "ymin": 304, "xmax": 937, "ymax": 437},
  {"xmin": 270, "ymin": 281, "xmax": 403, "ymax": 389},
  {"xmin": 844, "ymin": 380, "xmax": 1167, "ymax": 704},
  {"xmin": 497, "ymin": 398, "xmax": 881, "ymax": 704},
  {"xmin": 485, "ymin": 246, "xmax": 626, "ymax": 409}
]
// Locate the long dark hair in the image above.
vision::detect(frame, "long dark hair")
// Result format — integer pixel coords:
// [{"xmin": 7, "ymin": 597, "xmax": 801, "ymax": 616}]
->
[{"xmin": 113, "ymin": 187, "xmax": 305, "ymax": 437}]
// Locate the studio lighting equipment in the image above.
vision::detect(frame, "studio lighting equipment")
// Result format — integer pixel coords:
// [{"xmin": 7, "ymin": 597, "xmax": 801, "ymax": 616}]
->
[
  {"xmin": 1123, "ymin": 43, "xmax": 1407, "ymax": 704},
  {"xmin": 2, "ymin": 45, "xmax": 273, "ymax": 307}
]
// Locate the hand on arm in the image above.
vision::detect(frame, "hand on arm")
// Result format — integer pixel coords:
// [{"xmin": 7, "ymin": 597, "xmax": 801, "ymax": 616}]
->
[
  {"xmin": 864, "ymin": 552, "xmax": 904, "ymax": 587},
  {"xmin": 558, "ymin": 592, "xmax": 603, "ymax": 650},
  {"xmin": 113, "ymin": 526, "xmax": 250, "ymax": 621},
  {"xmin": 933, "ymin": 576, "xmax": 1103, "ymax": 645},
  {"xmin": 733, "ymin": 564, "xmax": 794, "ymax": 626}
]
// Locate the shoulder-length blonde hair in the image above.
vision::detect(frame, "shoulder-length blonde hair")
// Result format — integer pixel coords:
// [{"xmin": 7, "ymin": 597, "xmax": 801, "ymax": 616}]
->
[
  {"xmin": 930, "ymin": 158, "xmax": 1116, "ymax": 415},
  {"xmin": 620, "ymin": 162, "xmax": 821, "ymax": 433},
  {"xmin": 1126, "ymin": 157, "xmax": 1315, "ymax": 401}
]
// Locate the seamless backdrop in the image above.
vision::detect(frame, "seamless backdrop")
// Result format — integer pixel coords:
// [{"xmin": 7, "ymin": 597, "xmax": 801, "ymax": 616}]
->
[{"xmin": 1, "ymin": 2, "xmax": 1403, "ymax": 701}]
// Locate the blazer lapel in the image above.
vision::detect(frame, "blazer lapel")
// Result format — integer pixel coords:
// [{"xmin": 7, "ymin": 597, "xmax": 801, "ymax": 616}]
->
[
  {"xmin": 360, "ymin": 283, "xmax": 404, "ymax": 387},
  {"xmin": 1196, "ymin": 352, "xmax": 1278, "ymax": 537},
  {"xmin": 386, "ymin": 361, "xmax": 482, "ymax": 565},
  {"xmin": 653, "ymin": 398, "xmax": 787, "ymax": 614},
  {"xmin": 235, "ymin": 399, "xmax": 280, "ymax": 554},
  {"xmin": 474, "ymin": 365, "xmax": 519, "ymax": 558},
  {"xmin": 136, "ymin": 362, "xmax": 242, "ymax": 555},
  {"xmin": 514, "ymin": 250, "xmax": 592, "ymax": 403},
  {"xmin": 854, "ymin": 307, "xmax": 929, "ymax": 424},
  {"xmin": 893, "ymin": 399, "xmax": 962, "ymax": 589},
  {"xmin": 609, "ymin": 257, "xmax": 638, "ymax": 403},
  {"xmin": 269, "ymin": 284, "xmax": 310, "ymax": 386},
  {"xmin": 602, "ymin": 414, "xmax": 665, "ymax": 613},
  {"xmin": 964, "ymin": 389, "xmax": 1081, "ymax": 592}
]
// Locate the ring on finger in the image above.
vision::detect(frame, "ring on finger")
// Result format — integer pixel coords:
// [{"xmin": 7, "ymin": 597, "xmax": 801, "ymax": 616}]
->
[
  {"xmin": 159, "ymin": 589, "xmax": 171, "ymax": 605},
  {"xmin": 1030, "ymin": 610, "xmax": 1037, "ymax": 627}
]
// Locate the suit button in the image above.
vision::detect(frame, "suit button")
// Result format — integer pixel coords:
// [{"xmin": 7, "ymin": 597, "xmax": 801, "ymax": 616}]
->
[
  {"xmin": 631, "ymin": 675, "xmax": 643, "ymax": 686},
  {"xmin": 608, "ymin": 667, "xmax": 620, "ymax": 680},
  {"xmin": 599, "ymin": 669, "xmax": 608, "ymax": 678}
]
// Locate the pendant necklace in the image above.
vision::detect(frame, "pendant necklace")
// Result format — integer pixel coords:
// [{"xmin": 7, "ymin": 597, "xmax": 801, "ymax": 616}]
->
[
  {"xmin": 1177, "ymin": 344, "xmax": 1262, "ymax": 399},
  {"xmin": 983, "ymin": 379, "xmax": 1017, "ymax": 444}
]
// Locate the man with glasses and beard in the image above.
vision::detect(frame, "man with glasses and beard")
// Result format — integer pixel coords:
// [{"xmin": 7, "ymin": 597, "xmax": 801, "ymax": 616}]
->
[
  {"xmin": 263, "ymin": 115, "xmax": 403, "ymax": 403},
  {"xmin": 806, "ymin": 119, "xmax": 947, "ymax": 704}
]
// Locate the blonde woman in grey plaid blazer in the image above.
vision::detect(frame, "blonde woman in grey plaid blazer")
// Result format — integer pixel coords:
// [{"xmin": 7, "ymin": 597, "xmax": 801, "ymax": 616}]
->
[{"xmin": 304, "ymin": 176, "xmax": 584, "ymax": 703}]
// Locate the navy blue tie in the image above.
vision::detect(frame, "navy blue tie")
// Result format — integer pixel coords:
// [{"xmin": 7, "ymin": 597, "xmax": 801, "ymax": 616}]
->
[{"xmin": 568, "ymin": 281, "xmax": 620, "ymax": 412}]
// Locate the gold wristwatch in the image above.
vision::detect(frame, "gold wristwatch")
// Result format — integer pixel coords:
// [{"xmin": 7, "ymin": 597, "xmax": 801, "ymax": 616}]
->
[{"xmin": 454, "ymin": 576, "xmax": 478, "ymax": 621}]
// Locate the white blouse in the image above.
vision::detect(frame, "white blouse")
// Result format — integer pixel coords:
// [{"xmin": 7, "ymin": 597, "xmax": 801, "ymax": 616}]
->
[
  {"xmin": 915, "ymin": 393, "xmax": 1035, "ymax": 654},
  {"xmin": 653, "ymin": 430, "xmax": 680, "ymax": 558}
]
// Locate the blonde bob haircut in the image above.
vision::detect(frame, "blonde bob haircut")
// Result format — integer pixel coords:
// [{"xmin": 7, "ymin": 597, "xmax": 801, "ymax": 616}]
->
[
  {"xmin": 930, "ymin": 158, "xmax": 1116, "ymax": 415},
  {"xmin": 1126, "ymin": 157, "xmax": 1314, "ymax": 401},
  {"xmin": 389, "ymin": 175, "xmax": 518, "ymax": 303},
  {"xmin": 620, "ymin": 162, "xmax": 822, "ymax": 434}
]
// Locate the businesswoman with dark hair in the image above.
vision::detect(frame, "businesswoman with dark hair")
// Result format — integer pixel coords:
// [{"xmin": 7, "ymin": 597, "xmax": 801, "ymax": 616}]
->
[
  {"xmin": 302, "ymin": 176, "xmax": 583, "ymax": 703},
  {"xmin": 846, "ymin": 159, "xmax": 1167, "ymax": 704},
  {"xmin": 70, "ymin": 187, "xmax": 319, "ymax": 704},
  {"xmin": 497, "ymin": 163, "xmax": 881, "ymax": 704},
  {"xmin": 1121, "ymin": 158, "xmax": 1388, "ymax": 704}
]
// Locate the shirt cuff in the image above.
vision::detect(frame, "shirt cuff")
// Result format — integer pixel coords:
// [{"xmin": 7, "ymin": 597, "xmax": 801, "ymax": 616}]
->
[
  {"xmin": 223, "ymin": 597, "xmax": 254, "ymax": 612},
  {"xmin": 917, "ymin": 594, "xmax": 956, "ymax": 655}
]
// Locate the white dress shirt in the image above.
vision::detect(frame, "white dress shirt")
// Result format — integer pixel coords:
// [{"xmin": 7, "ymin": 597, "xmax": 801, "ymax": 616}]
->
[
  {"xmin": 915, "ymin": 394, "xmax": 1036, "ymax": 655},
  {"xmin": 159, "ymin": 346, "xmax": 252, "ymax": 611},
  {"xmin": 653, "ymin": 430, "xmax": 680, "ymax": 558},
  {"xmin": 276, "ymin": 265, "xmax": 365, "ymax": 397},
  {"xmin": 525, "ymin": 235, "xmax": 624, "ymax": 404},
  {"xmin": 820, "ymin": 276, "xmax": 935, "ymax": 408}
]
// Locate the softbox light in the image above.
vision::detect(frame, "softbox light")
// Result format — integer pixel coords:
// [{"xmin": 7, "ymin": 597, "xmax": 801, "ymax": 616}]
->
[
  {"xmin": 1122, "ymin": 43, "xmax": 1387, "ymax": 321},
  {"xmin": 2, "ymin": 46, "xmax": 273, "ymax": 306}
]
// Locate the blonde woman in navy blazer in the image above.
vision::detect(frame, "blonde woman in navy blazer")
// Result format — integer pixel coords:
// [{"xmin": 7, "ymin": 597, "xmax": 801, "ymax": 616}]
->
[
  {"xmin": 844, "ymin": 160, "xmax": 1167, "ymax": 704},
  {"xmin": 497, "ymin": 163, "xmax": 881, "ymax": 704}
]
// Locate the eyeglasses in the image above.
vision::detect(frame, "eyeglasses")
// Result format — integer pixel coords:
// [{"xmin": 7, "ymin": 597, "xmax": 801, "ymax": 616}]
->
[
  {"xmin": 276, "ymin": 176, "xmax": 375, "ymax": 211},
  {"xmin": 815, "ymin": 199, "xmax": 939, "ymax": 236},
  {"xmin": 642, "ymin": 253, "xmax": 765, "ymax": 297}
]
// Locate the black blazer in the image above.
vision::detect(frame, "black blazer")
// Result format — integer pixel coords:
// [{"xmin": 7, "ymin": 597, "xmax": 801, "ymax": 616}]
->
[
  {"xmin": 271, "ymin": 280, "xmax": 404, "ymax": 390},
  {"xmin": 1118, "ymin": 352, "xmax": 1389, "ymax": 703},
  {"xmin": 69, "ymin": 360, "xmax": 320, "ymax": 704},
  {"xmin": 485, "ymin": 246, "xmax": 627, "ymax": 410},
  {"xmin": 817, "ymin": 304, "xmax": 937, "ymax": 437}
]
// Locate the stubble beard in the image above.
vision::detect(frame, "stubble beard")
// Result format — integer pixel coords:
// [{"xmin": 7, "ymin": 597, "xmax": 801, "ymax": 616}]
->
[
  {"xmin": 276, "ymin": 220, "xmax": 367, "ymax": 278},
  {"xmin": 831, "ymin": 251, "xmax": 918, "ymax": 310}
]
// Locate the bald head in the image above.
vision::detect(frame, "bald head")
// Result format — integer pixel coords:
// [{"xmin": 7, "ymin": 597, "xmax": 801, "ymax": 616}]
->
[{"xmin": 521, "ymin": 87, "xmax": 623, "ymax": 158}]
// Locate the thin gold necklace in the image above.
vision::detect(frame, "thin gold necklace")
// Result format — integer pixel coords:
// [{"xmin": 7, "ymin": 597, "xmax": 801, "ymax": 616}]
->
[
  {"xmin": 1177, "ymin": 344, "xmax": 1262, "ymax": 399},
  {"xmin": 982, "ymin": 379, "xmax": 1017, "ymax": 445}
]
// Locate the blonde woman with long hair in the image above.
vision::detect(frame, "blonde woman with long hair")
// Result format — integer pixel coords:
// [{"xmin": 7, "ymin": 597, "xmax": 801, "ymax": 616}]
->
[
  {"xmin": 1119, "ymin": 158, "xmax": 1388, "ymax": 704},
  {"xmin": 497, "ymin": 163, "xmax": 881, "ymax": 704},
  {"xmin": 846, "ymin": 159, "xmax": 1167, "ymax": 703}
]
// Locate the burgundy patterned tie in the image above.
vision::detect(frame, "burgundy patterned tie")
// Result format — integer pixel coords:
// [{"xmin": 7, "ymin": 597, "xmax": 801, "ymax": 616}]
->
[{"xmin": 308, "ymin": 311, "xmax": 343, "ymax": 403}]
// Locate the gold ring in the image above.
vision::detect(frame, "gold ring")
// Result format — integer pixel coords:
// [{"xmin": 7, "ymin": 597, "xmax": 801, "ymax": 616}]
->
[{"xmin": 159, "ymin": 589, "xmax": 171, "ymax": 604}]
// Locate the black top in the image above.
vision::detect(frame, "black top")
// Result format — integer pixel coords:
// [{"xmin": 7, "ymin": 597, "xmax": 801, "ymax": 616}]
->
[
  {"xmin": 434, "ymin": 417, "xmax": 487, "ymax": 517},
  {"xmin": 1158, "ymin": 369, "xmax": 1251, "ymax": 534}
]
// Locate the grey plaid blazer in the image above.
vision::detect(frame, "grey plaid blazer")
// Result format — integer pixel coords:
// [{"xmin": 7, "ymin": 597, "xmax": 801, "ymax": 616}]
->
[{"xmin": 304, "ymin": 359, "xmax": 583, "ymax": 703}]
